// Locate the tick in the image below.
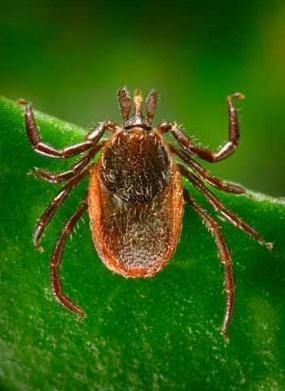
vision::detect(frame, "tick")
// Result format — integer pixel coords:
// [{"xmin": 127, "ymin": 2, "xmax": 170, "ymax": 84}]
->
[{"xmin": 19, "ymin": 88, "xmax": 272, "ymax": 339}]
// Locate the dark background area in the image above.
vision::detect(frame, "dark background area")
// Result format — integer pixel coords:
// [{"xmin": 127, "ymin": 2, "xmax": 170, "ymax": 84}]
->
[{"xmin": 0, "ymin": 0, "xmax": 284, "ymax": 196}]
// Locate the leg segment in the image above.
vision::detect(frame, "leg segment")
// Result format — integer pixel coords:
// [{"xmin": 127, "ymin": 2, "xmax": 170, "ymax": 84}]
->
[
  {"xmin": 159, "ymin": 93, "xmax": 244, "ymax": 162},
  {"xmin": 18, "ymin": 99, "xmax": 117, "ymax": 158},
  {"xmin": 30, "ymin": 142, "xmax": 104, "ymax": 184},
  {"xmin": 50, "ymin": 196, "xmax": 88, "ymax": 318},
  {"xmin": 179, "ymin": 165, "xmax": 272, "ymax": 249},
  {"xmin": 33, "ymin": 164, "xmax": 93, "ymax": 251},
  {"xmin": 172, "ymin": 146, "xmax": 245, "ymax": 194},
  {"xmin": 183, "ymin": 189, "xmax": 234, "ymax": 340}
]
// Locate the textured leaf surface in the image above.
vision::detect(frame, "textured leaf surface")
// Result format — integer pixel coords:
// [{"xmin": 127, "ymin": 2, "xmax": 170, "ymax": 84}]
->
[{"xmin": 1, "ymin": 96, "xmax": 285, "ymax": 390}]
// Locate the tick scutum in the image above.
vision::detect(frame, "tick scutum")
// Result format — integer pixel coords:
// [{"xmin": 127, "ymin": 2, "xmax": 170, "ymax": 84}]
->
[{"xmin": 100, "ymin": 127, "xmax": 171, "ymax": 203}]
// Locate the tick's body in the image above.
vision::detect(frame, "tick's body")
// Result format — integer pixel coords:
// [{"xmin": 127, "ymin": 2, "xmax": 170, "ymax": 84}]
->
[
  {"xmin": 89, "ymin": 127, "xmax": 183, "ymax": 277},
  {"xmin": 19, "ymin": 88, "xmax": 272, "ymax": 340}
]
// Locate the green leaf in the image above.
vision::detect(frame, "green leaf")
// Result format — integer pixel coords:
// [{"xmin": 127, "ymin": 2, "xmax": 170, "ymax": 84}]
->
[{"xmin": 1, "ymin": 96, "xmax": 285, "ymax": 390}]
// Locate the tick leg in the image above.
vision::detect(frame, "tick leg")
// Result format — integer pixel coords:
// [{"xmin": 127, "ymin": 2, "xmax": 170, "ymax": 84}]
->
[
  {"xmin": 179, "ymin": 165, "xmax": 273, "ymax": 249},
  {"xmin": 159, "ymin": 93, "xmax": 244, "ymax": 162},
  {"xmin": 30, "ymin": 142, "xmax": 104, "ymax": 184},
  {"xmin": 183, "ymin": 189, "xmax": 234, "ymax": 341},
  {"xmin": 33, "ymin": 165, "xmax": 92, "ymax": 251},
  {"xmin": 18, "ymin": 99, "xmax": 117, "ymax": 158},
  {"xmin": 172, "ymin": 146, "xmax": 245, "ymax": 194},
  {"xmin": 50, "ymin": 196, "xmax": 88, "ymax": 319}
]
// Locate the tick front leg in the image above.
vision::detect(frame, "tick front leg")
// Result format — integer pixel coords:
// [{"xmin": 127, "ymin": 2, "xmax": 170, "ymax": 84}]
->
[
  {"xmin": 161, "ymin": 93, "xmax": 244, "ymax": 162},
  {"xmin": 18, "ymin": 100, "xmax": 117, "ymax": 158},
  {"xmin": 50, "ymin": 197, "xmax": 88, "ymax": 319},
  {"xmin": 183, "ymin": 189, "xmax": 234, "ymax": 341},
  {"xmin": 17, "ymin": 100, "xmax": 94, "ymax": 158}
]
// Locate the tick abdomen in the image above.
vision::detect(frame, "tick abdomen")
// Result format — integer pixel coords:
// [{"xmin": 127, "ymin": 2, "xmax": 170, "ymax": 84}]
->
[{"xmin": 89, "ymin": 129, "xmax": 183, "ymax": 277}]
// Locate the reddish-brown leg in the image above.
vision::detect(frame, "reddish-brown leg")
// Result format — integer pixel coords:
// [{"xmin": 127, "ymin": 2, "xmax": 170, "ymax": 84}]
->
[
  {"xmin": 18, "ymin": 99, "xmax": 117, "ymax": 158},
  {"xmin": 183, "ymin": 189, "xmax": 234, "ymax": 341},
  {"xmin": 33, "ymin": 165, "xmax": 92, "ymax": 251},
  {"xmin": 172, "ymin": 146, "xmax": 245, "ymax": 194},
  {"xmin": 159, "ymin": 93, "xmax": 244, "ymax": 162},
  {"xmin": 179, "ymin": 164, "xmax": 273, "ymax": 249},
  {"xmin": 50, "ymin": 196, "xmax": 88, "ymax": 318},
  {"xmin": 30, "ymin": 142, "xmax": 104, "ymax": 184}
]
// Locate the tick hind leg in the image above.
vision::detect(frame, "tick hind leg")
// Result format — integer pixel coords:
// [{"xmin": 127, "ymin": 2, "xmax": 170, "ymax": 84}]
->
[
  {"xmin": 50, "ymin": 195, "xmax": 88, "ymax": 318},
  {"xmin": 183, "ymin": 189, "xmax": 234, "ymax": 341}
]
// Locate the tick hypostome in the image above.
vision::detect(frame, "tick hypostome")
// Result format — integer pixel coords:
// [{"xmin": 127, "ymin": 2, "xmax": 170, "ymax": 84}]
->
[{"xmin": 19, "ymin": 88, "xmax": 272, "ymax": 340}]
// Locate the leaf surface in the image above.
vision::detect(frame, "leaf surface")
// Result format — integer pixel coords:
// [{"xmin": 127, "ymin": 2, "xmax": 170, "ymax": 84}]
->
[{"xmin": 1, "ymin": 96, "xmax": 285, "ymax": 390}]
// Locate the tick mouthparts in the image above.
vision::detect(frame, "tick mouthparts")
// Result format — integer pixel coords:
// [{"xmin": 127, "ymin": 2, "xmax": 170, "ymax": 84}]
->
[{"xmin": 133, "ymin": 89, "xmax": 144, "ymax": 116}]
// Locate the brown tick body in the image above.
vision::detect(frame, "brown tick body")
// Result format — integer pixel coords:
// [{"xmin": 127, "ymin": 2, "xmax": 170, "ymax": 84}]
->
[
  {"xmin": 89, "ymin": 126, "xmax": 183, "ymax": 277},
  {"xmin": 19, "ymin": 88, "xmax": 272, "ymax": 340}
]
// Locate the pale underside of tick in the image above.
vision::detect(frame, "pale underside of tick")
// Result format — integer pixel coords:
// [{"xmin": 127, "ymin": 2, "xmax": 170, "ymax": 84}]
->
[{"xmin": 19, "ymin": 87, "xmax": 272, "ymax": 341}]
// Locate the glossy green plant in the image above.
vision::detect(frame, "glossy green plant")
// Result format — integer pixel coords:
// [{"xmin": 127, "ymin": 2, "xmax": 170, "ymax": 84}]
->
[{"xmin": 1, "ymin": 96, "xmax": 285, "ymax": 390}]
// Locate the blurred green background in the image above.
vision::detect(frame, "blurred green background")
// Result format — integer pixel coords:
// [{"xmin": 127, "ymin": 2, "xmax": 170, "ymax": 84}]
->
[
  {"xmin": 0, "ymin": 0, "xmax": 284, "ymax": 196},
  {"xmin": 1, "ymin": 2, "xmax": 285, "ymax": 391}
]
